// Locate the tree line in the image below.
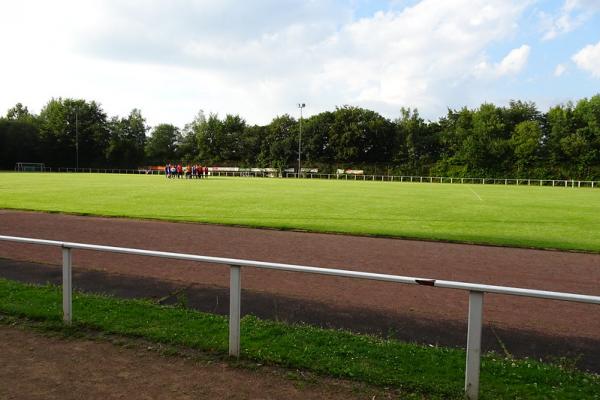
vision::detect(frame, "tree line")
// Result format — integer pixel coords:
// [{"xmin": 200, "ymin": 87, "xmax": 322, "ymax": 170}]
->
[{"xmin": 1, "ymin": 95, "xmax": 599, "ymax": 179}]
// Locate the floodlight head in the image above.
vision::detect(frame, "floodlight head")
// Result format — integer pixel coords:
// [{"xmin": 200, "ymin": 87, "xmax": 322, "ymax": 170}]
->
[{"xmin": 298, "ymin": 103, "xmax": 305, "ymax": 108}]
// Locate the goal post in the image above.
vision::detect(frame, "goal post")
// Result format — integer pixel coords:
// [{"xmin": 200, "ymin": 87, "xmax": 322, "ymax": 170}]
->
[{"xmin": 15, "ymin": 162, "xmax": 46, "ymax": 172}]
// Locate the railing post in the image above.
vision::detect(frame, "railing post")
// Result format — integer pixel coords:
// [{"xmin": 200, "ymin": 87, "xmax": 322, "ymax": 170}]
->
[
  {"xmin": 62, "ymin": 247, "xmax": 72, "ymax": 324},
  {"xmin": 229, "ymin": 265, "xmax": 241, "ymax": 357},
  {"xmin": 465, "ymin": 291, "xmax": 484, "ymax": 400}
]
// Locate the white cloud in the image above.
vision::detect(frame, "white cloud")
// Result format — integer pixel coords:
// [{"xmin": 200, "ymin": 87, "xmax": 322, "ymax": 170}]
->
[
  {"xmin": 496, "ymin": 45, "xmax": 531, "ymax": 75},
  {"xmin": 473, "ymin": 45, "xmax": 531, "ymax": 78},
  {"xmin": 305, "ymin": 1, "xmax": 529, "ymax": 114},
  {"xmin": 0, "ymin": 0, "xmax": 531, "ymax": 126},
  {"xmin": 572, "ymin": 40, "xmax": 600, "ymax": 78},
  {"xmin": 553, "ymin": 63, "xmax": 567, "ymax": 77},
  {"xmin": 540, "ymin": 0, "xmax": 600, "ymax": 40}
]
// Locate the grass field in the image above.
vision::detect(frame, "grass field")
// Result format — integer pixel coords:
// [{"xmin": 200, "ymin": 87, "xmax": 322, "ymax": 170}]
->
[{"xmin": 1, "ymin": 172, "xmax": 599, "ymax": 252}]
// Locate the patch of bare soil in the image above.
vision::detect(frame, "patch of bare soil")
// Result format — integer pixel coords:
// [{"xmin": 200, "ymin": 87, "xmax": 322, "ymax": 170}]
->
[{"xmin": 0, "ymin": 325, "xmax": 385, "ymax": 400}]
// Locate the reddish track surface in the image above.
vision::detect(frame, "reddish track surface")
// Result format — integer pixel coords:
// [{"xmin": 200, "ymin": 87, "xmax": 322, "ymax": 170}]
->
[{"xmin": 1, "ymin": 210, "xmax": 599, "ymax": 342}]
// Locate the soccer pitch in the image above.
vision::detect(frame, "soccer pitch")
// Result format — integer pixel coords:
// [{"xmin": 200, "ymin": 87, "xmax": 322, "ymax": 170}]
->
[{"xmin": 1, "ymin": 172, "xmax": 599, "ymax": 252}]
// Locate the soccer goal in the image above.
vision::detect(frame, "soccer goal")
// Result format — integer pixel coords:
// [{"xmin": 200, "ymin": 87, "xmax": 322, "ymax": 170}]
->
[{"xmin": 15, "ymin": 162, "xmax": 46, "ymax": 172}]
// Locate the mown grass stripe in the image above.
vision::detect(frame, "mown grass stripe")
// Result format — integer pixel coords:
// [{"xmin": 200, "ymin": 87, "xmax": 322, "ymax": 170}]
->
[{"xmin": 1, "ymin": 173, "xmax": 600, "ymax": 252}]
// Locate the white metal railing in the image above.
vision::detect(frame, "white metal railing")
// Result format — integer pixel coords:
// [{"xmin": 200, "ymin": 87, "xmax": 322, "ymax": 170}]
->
[
  {"xmin": 9, "ymin": 168, "xmax": 600, "ymax": 188},
  {"xmin": 0, "ymin": 235, "xmax": 598, "ymax": 399},
  {"xmin": 53, "ymin": 167, "xmax": 161, "ymax": 175},
  {"xmin": 285, "ymin": 173, "xmax": 600, "ymax": 188}
]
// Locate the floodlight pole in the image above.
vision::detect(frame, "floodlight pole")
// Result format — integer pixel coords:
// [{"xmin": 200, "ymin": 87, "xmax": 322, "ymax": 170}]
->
[
  {"xmin": 75, "ymin": 109, "xmax": 79, "ymax": 170},
  {"xmin": 298, "ymin": 103, "xmax": 305, "ymax": 178}
]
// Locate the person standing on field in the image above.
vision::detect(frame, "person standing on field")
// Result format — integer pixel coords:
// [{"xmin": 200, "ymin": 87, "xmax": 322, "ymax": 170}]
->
[
  {"xmin": 204, "ymin": 166, "xmax": 208, "ymax": 178},
  {"xmin": 165, "ymin": 163, "xmax": 170, "ymax": 178}
]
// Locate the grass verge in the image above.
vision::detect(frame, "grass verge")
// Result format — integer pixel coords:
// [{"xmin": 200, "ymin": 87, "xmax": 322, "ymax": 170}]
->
[{"xmin": 1, "ymin": 278, "xmax": 598, "ymax": 399}]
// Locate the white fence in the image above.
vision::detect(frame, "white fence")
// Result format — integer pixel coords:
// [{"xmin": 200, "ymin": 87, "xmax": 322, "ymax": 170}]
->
[
  {"xmin": 286, "ymin": 173, "xmax": 600, "ymax": 188},
  {"xmin": 53, "ymin": 167, "xmax": 162, "ymax": 175},
  {"xmin": 10, "ymin": 167, "xmax": 600, "ymax": 188},
  {"xmin": 0, "ymin": 235, "xmax": 598, "ymax": 399}
]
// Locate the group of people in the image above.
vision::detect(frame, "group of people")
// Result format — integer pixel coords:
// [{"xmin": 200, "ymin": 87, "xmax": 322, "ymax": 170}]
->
[{"xmin": 165, "ymin": 163, "xmax": 209, "ymax": 179}]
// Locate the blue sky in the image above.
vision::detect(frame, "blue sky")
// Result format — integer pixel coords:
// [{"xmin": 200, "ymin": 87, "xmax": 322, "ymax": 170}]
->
[{"xmin": 0, "ymin": 0, "xmax": 599, "ymax": 127}]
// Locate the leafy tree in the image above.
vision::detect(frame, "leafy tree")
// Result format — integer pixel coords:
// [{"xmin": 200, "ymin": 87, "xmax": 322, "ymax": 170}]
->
[
  {"xmin": 262, "ymin": 114, "xmax": 297, "ymax": 171},
  {"xmin": 220, "ymin": 114, "xmax": 246, "ymax": 161},
  {"xmin": 503, "ymin": 100, "xmax": 541, "ymax": 131},
  {"xmin": 511, "ymin": 120, "xmax": 542, "ymax": 175},
  {"xmin": 328, "ymin": 106, "xmax": 395, "ymax": 164},
  {"xmin": 145, "ymin": 123, "xmax": 181, "ymax": 164},
  {"xmin": 106, "ymin": 109, "xmax": 148, "ymax": 167},
  {"xmin": 179, "ymin": 111, "xmax": 206, "ymax": 163},
  {"xmin": 6, "ymin": 103, "xmax": 36, "ymax": 123},
  {"xmin": 301, "ymin": 111, "xmax": 335, "ymax": 165},
  {"xmin": 192, "ymin": 112, "xmax": 247, "ymax": 163},
  {"xmin": 38, "ymin": 98, "xmax": 109, "ymax": 167},
  {"xmin": 196, "ymin": 113, "xmax": 223, "ymax": 163},
  {"xmin": 3, "ymin": 93, "xmax": 600, "ymax": 179},
  {"xmin": 395, "ymin": 108, "xmax": 439, "ymax": 173},
  {"xmin": 239, "ymin": 124, "xmax": 264, "ymax": 166},
  {"xmin": 0, "ymin": 119, "xmax": 40, "ymax": 169},
  {"xmin": 445, "ymin": 103, "xmax": 510, "ymax": 176}
]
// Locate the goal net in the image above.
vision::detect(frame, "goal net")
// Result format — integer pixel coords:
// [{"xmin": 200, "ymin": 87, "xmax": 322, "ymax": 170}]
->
[{"xmin": 15, "ymin": 162, "xmax": 46, "ymax": 172}]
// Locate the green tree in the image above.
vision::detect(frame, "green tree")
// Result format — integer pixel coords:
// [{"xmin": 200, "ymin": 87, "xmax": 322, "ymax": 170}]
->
[
  {"xmin": 503, "ymin": 100, "xmax": 541, "ymax": 132},
  {"xmin": 302, "ymin": 111, "xmax": 335, "ymax": 165},
  {"xmin": 511, "ymin": 120, "xmax": 542, "ymax": 176},
  {"xmin": 38, "ymin": 98, "xmax": 110, "ymax": 167},
  {"xmin": 196, "ymin": 113, "xmax": 222, "ymax": 163},
  {"xmin": 395, "ymin": 108, "xmax": 439, "ymax": 174},
  {"xmin": 106, "ymin": 109, "xmax": 148, "ymax": 167},
  {"xmin": 262, "ymin": 114, "xmax": 297, "ymax": 171},
  {"xmin": 145, "ymin": 123, "xmax": 181, "ymax": 164},
  {"xmin": 447, "ymin": 103, "xmax": 509, "ymax": 176},
  {"xmin": 220, "ymin": 114, "xmax": 246, "ymax": 162},
  {"xmin": 0, "ymin": 119, "xmax": 40, "ymax": 169},
  {"xmin": 6, "ymin": 103, "xmax": 36, "ymax": 123},
  {"xmin": 328, "ymin": 106, "xmax": 396, "ymax": 164},
  {"xmin": 179, "ymin": 110, "xmax": 205, "ymax": 163},
  {"xmin": 239, "ymin": 124, "xmax": 264, "ymax": 166}
]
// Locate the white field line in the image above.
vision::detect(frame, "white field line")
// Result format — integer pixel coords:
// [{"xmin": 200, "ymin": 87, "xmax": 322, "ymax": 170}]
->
[{"xmin": 468, "ymin": 186, "xmax": 483, "ymax": 201}]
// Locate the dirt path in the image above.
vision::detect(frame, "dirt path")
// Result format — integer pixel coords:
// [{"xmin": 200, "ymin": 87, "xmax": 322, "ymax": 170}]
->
[{"xmin": 0, "ymin": 325, "xmax": 383, "ymax": 400}]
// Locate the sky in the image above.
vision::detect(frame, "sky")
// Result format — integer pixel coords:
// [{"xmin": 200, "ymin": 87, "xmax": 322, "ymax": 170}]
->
[{"xmin": 1, "ymin": 0, "xmax": 599, "ymax": 128}]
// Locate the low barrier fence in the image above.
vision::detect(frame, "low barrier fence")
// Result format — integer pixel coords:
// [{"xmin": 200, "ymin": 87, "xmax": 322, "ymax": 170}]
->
[
  {"xmin": 286, "ymin": 173, "xmax": 600, "ymax": 188},
  {"xmin": 52, "ymin": 167, "xmax": 162, "ymax": 175},
  {"xmin": 0, "ymin": 235, "xmax": 598, "ymax": 399},
  {"xmin": 12, "ymin": 167, "xmax": 600, "ymax": 188},
  {"xmin": 43, "ymin": 168, "xmax": 274, "ymax": 177}
]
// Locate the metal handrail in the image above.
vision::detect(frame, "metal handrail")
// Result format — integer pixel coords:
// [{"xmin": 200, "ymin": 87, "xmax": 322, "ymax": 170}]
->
[
  {"xmin": 10, "ymin": 167, "xmax": 600, "ymax": 188},
  {"xmin": 1, "ymin": 234, "xmax": 598, "ymax": 399},
  {"xmin": 285, "ymin": 172, "xmax": 600, "ymax": 188},
  {"xmin": 1, "ymin": 235, "xmax": 598, "ymax": 305}
]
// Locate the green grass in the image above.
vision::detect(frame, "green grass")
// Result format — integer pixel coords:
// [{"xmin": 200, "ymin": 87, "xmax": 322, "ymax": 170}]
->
[
  {"xmin": 1, "ymin": 172, "xmax": 600, "ymax": 252},
  {"xmin": 0, "ymin": 278, "xmax": 598, "ymax": 399}
]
